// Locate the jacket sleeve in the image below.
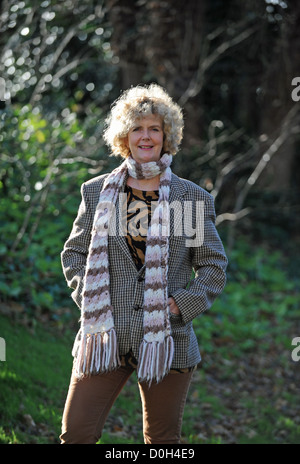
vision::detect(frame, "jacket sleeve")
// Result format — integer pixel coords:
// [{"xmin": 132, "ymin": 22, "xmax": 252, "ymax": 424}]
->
[
  {"xmin": 170, "ymin": 192, "xmax": 228, "ymax": 325},
  {"xmin": 61, "ymin": 183, "xmax": 93, "ymax": 309}
]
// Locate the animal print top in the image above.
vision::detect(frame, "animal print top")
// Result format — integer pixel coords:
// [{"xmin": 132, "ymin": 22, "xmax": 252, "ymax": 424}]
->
[{"xmin": 124, "ymin": 184, "xmax": 159, "ymax": 270}]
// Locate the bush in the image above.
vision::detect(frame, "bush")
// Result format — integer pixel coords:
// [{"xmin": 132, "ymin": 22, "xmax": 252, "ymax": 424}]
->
[{"xmin": 0, "ymin": 104, "xmax": 117, "ymax": 321}]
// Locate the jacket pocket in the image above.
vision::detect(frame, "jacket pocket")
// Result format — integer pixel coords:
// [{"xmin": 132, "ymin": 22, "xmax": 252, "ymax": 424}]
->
[{"xmin": 170, "ymin": 314, "xmax": 190, "ymax": 365}]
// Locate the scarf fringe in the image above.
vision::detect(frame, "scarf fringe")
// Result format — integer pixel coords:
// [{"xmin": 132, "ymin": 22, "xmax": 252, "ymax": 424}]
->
[
  {"xmin": 73, "ymin": 329, "xmax": 121, "ymax": 379},
  {"xmin": 137, "ymin": 335, "xmax": 174, "ymax": 385}
]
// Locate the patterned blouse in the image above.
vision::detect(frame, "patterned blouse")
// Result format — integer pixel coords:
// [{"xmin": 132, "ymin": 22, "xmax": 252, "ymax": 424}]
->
[{"xmin": 121, "ymin": 184, "xmax": 196, "ymax": 375}]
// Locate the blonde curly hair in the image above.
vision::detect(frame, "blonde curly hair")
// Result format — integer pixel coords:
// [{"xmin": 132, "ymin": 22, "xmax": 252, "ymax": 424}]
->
[{"xmin": 103, "ymin": 83, "xmax": 184, "ymax": 158}]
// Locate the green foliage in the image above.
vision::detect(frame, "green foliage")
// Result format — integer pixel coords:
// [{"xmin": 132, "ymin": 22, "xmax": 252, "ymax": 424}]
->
[
  {"xmin": 0, "ymin": 103, "xmax": 119, "ymax": 319},
  {"xmin": 0, "ymin": 0, "xmax": 121, "ymax": 320},
  {"xmin": 0, "ymin": 0, "xmax": 119, "ymax": 112},
  {"xmin": 194, "ymin": 240, "xmax": 299, "ymax": 357},
  {"xmin": 0, "ymin": 314, "xmax": 73, "ymax": 444}
]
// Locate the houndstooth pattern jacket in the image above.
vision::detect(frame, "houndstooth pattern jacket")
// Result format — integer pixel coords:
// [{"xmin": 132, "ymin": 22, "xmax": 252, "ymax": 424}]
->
[{"xmin": 61, "ymin": 172, "xmax": 228, "ymax": 369}]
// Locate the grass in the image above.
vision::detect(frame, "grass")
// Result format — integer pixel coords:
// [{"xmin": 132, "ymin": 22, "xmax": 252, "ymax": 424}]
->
[
  {"xmin": 0, "ymin": 241, "xmax": 300, "ymax": 444},
  {"xmin": 0, "ymin": 315, "xmax": 74, "ymax": 444}
]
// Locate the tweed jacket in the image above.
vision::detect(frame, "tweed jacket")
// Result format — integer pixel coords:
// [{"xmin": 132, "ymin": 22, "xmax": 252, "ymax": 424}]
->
[{"xmin": 61, "ymin": 172, "xmax": 228, "ymax": 369}]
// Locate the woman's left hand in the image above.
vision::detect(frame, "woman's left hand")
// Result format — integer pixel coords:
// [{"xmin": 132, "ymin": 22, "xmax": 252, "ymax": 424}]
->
[{"xmin": 168, "ymin": 297, "xmax": 181, "ymax": 316}]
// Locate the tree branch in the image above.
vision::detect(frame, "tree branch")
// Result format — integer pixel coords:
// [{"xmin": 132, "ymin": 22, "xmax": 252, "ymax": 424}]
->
[
  {"xmin": 225, "ymin": 103, "xmax": 300, "ymax": 252},
  {"xmin": 179, "ymin": 24, "xmax": 257, "ymax": 106}
]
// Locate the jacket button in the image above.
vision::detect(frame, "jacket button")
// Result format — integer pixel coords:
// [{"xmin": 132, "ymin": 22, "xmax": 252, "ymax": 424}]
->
[
  {"xmin": 138, "ymin": 276, "xmax": 144, "ymax": 282},
  {"xmin": 133, "ymin": 304, "xmax": 140, "ymax": 311}
]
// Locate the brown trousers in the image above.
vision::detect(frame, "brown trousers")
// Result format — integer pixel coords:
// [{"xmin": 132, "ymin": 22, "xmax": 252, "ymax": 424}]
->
[{"xmin": 60, "ymin": 366, "xmax": 193, "ymax": 444}]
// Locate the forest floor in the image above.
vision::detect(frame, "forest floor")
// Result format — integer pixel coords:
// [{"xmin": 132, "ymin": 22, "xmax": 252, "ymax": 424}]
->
[{"xmin": 0, "ymin": 304, "xmax": 299, "ymax": 445}]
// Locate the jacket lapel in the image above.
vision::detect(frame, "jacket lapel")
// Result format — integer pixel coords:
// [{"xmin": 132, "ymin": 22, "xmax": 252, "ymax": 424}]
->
[{"xmin": 169, "ymin": 173, "xmax": 187, "ymax": 203}]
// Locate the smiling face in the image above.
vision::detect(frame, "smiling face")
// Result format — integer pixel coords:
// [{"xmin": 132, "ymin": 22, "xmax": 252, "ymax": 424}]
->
[{"xmin": 126, "ymin": 114, "xmax": 164, "ymax": 163}]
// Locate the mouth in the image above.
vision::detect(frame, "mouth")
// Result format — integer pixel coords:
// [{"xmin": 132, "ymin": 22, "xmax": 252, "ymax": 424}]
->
[{"xmin": 138, "ymin": 145, "xmax": 153, "ymax": 150}]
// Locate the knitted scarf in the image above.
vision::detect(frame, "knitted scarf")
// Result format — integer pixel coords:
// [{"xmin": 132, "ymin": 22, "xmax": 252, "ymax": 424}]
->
[{"xmin": 73, "ymin": 153, "xmax": 174, "ymax": 383}]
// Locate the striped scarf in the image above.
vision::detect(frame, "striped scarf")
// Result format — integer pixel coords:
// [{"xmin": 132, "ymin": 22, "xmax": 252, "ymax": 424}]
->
[{"xmin": 74, "ymin": 153, "xmax": 174, "ymax": 383}]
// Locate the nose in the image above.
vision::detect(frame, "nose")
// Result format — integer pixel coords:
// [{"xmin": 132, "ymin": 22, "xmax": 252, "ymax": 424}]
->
[{"xmin": 141, "ymin": 130, "xmax": 150, "ymax": 139}]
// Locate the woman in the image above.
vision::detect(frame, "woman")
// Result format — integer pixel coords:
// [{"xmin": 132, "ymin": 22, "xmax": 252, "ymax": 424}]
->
[{"xmin": 60, "ymin": 83, "xmax": 228, "ymax": 444}]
